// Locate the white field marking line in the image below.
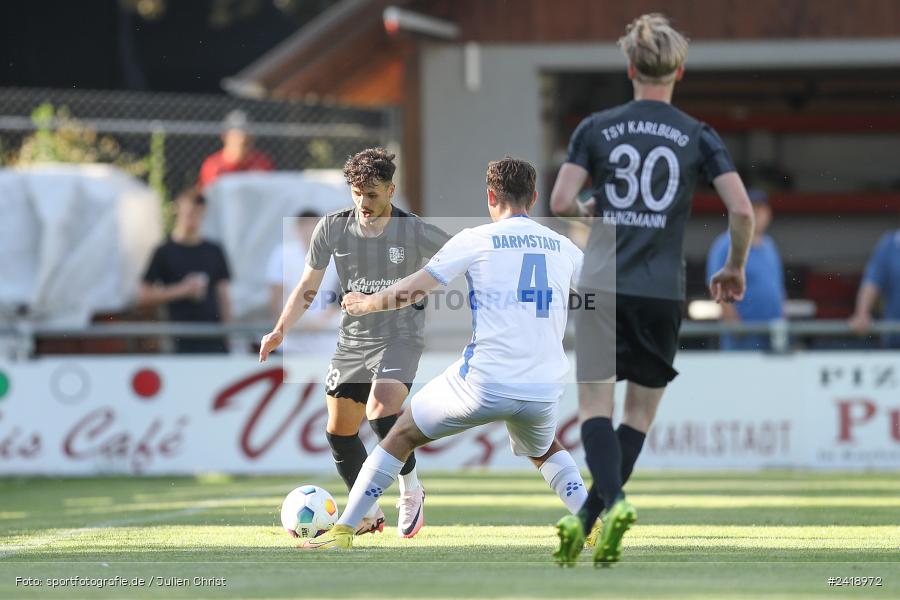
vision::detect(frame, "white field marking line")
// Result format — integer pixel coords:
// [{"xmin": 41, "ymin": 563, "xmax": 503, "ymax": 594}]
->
[{"xmin": 0, "ymin": 485, "xmax": 287, "ymax": 560}]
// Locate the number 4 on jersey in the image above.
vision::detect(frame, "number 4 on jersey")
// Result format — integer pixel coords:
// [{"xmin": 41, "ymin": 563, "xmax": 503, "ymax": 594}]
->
[{"xmin": 518, "ymin": 253, "xmax": 552, "ymax": 318}]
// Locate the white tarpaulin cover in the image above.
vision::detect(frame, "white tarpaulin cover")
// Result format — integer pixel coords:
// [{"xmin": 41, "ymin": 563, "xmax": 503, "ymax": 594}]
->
[
  {"xmin": 201, "ymin": 171, "xmax": 352, "ymax": 320},
  {"xmin": 0, "ymin": 164, "xmax": 162, "ymax": 325}
]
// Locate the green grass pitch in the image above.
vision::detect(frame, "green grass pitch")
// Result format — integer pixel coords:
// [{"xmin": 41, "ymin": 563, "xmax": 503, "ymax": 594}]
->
[{"xmin": 1, "ymin": 471, "xmax": 898, "ymax": 599}]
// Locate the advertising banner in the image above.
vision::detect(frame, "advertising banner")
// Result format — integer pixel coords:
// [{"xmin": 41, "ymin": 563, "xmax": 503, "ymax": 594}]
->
[{"xmin": 0, "ymin": 353, "xmax": 897, "ymax": 474}]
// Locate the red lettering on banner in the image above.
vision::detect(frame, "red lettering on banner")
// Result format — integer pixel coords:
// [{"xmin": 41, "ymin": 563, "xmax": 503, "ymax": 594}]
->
[
  {"xmin": 836, "ymin": 398, "xmax": 877, "ymax": 442},
  {"xmin": 132, "ymin": 420, "xmax": 161, "ymax": 469},
  {"xmin": 22, "ymin": 433, "xmax": 40, "ymax": 458},
  {"xmin": 300, "ymin": 407, "xmax": 329, "ymax": 453},
  {"xmin": 891, "ymin": 409, "xmax": 900, "ymax": 442},
  {"xmin": 62, "ymin": 407, "xmax": 189, "ymax": 472},
  {"xmin": 159, "ymin": 417, "xmax": 188, "ymax": 457},
  {"xmin": 556, "ymin": 414, "xmax": 580, "ymax": 452},
  {"xmin": 0, "ymin": 424, "xmax": 42, "ymax": 460},
  {"xmin": 64, "ymin": 408, "xmax": 114, "ymax": 457},
  {"xmin": 417, "ymin": 434, "xmax": 467, "ymax": 455},
  {"xmin": 464, "ymin": 424, "xmax": 503, "ymax": 466},
  {"xmin": 212, "ymin": 368, "xmax": 317, "ymax": 459}
]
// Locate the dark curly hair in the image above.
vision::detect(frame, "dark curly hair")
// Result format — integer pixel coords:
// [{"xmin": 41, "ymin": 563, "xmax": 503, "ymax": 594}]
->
[
  {"xmin": 343, "ymin": 148, "xmax": 397, "ymax": 188},
  {"xmin": 486, "ymin": 157, "xmax": 536, "ymax": 206}
]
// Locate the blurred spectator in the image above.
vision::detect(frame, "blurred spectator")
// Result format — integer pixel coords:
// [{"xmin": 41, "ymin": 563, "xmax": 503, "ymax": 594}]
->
[
  {"xmin": 265, "ymin": 210, "xmax": 340, "ymax": 354},
  {"xmin": 198, "ymin": 110, "xmax": 274, "ymax": 189},
  {"xmin": 139, "ymin": 187, "xmax": 231, "ymax": 353},
  {"xmin": 849, "ymin": 230, "xmax": 900, "ymax": 348},
  {"xmin": 706, "ymin": 190, "xmax": 785, "ymax": 350}
]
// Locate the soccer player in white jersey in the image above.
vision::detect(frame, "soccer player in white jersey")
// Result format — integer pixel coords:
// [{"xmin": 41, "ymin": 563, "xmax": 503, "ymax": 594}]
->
[{"xmin": 301, "ymin": 157, "xmax": 588, "ymax": 550}]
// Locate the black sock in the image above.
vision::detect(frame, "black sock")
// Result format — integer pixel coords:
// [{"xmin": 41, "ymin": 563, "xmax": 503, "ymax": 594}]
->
[
  {"xmin": 578, "ymin": 417, "xmax": 622, "ymax": 530},
  {"xmin": 326, "ymin": 432, "xmax": 368, "ymax": 491},
  {"xmin": 368, "ymin": 415, "xmax": 416, "ymax": 476},
  {"xmin": 578, "ymin": 485, "xmax": 605, "ymax": 533},
  {"xmin": 578, "ymin": 425, "xmax": 647, "ymax": 530},
  {"xmin": 617, "ymin": 424, "xmax": 646, "ymax": 484}
]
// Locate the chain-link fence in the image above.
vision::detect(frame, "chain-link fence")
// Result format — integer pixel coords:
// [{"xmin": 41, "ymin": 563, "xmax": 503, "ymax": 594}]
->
[{"xmin": 0, "ymin": 87, "xmax": 398, "ymax": 201}]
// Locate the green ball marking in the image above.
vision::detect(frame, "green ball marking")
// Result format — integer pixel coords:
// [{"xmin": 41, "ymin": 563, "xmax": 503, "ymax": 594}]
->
[{"xmin": 0, "ymin": 371, "xmax": 8, "ymax": 399}]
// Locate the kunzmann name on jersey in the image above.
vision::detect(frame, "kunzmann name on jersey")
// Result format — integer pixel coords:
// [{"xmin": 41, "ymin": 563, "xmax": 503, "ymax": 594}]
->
[
  {"xmin": 491, "ymin": 234, "xmax": 562, "ymax": 252},
  {"xmin": 600, "ymin": 121, "xmax": 690, "ymax": 147},
  {"xmin": 603, "ymin": 210, "xmax": 668, "ymax": 229}
]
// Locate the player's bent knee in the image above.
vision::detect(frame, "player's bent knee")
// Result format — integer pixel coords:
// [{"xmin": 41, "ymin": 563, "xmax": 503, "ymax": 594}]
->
[
  {"xmin": 380, "ymin": 422, "xmax": 425, "ymax": 462},
  {"xmin": 325, "ymin": 395, "xmax": 365, "ymax": 435},
  {"xmin": 391, "ymin": 412, "xmax": 430, "ymax": 447},
  {"xmin": 366, "ymin": 384, "xmax": 410, "ymax": 419},
  {"xmin": 530, "ymin": 438, "xmax": 564, "ymax": 466},
  {"xmin": 365, "ymin": 400, "xmax": 396, "ymax": 420},
  {"xmin": 326, "ymin": 414, "xmax": 362, "ymax": 436},
  {"xmin": 326, "ymin": 420, "xmax": 361, "ymax": 436}
]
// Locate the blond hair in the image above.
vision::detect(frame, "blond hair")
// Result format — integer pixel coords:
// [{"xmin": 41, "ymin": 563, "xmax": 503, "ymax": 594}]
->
[{"xmin": 618, "ymin": 13, "xmax": 689, "ymax": 84}]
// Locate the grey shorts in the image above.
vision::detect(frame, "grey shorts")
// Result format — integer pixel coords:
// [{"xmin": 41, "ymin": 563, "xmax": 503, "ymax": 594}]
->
[{"xmin": 325, "ymin": 340, "xmax": 423, "ymax": 404}]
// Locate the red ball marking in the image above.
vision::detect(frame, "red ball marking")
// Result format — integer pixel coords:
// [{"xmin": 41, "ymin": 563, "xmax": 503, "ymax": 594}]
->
[{"xmin": 132, "ymin": 369, "xmax": 161, "ymax": 399}]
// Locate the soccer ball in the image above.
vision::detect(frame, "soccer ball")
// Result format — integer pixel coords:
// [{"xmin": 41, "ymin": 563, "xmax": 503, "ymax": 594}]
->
[{"xmin": 280, "ymin": 485, "xmax": 339, "ymax": 539}]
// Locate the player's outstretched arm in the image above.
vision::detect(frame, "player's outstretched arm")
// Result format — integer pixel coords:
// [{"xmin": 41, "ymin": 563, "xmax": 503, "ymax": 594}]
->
[
  {"xmin": 550, "ymin": 163, "xmax": 594, "ymax": 219},
  {"xmin": 259, "ymin": 264, "xmax": 326, "ymax": 362},
  {"xmin": 709, "ymin": 172, "xmax": 754, "ymax": 304},
  {"xmin": 342, "ymin": 269, "xmax": 441, "ymax": 316}
]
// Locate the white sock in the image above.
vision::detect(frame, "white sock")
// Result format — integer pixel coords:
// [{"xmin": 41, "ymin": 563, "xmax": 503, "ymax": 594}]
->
[
  {"xmin": 539, "ymin": 450, "xmax": 588, "ymax": 514},
  {"xmin": 337, "ymin": 445, "xmax": 404, "ymax": 528},
  {"xmin": 398, "ymin": 466, "xmax": 420, "ymax": 493}
]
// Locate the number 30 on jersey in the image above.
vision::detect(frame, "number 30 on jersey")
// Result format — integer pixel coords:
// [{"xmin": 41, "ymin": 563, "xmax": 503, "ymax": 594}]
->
[{"xmin": 606, "ymin": 143, "xmax": 680, "ymax": 212}]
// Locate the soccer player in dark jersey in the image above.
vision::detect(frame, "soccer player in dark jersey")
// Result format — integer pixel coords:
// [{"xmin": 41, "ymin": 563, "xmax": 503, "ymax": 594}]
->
[
  {"xmin": 259, "ymin": 148, "xmax": 449, "ymax": 538},
  {"xmin": 549, "ymin": 14, "xmax": 754, "ymax": 565}
]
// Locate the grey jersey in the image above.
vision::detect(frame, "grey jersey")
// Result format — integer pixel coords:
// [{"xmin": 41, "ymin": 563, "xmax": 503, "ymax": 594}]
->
[
  {"xmin": 307, "ymin": 206, "xmax": 450, "ymax": 347},
  {"xmin": 567, "ymin": 100, "xmax": 736, "ymax": 300}
]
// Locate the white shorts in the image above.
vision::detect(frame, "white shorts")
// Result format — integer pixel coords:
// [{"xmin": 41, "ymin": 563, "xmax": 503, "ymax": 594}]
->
[{"xmin": 410, "ymin": 368, "xmax": 559, "ymax": 457}]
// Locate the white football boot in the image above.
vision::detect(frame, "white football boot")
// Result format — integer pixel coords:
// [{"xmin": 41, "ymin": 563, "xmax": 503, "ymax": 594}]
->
[{"xmin": 396, "ymin": 486, "xmax": 425, "ymax": 538}]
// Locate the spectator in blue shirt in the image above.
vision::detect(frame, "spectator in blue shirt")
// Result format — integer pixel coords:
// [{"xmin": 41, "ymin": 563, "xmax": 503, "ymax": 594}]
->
[
  {"xmin": 706, "ymin": 190, "xmax": 785, "ymax": 350},
  {"xmin": 849, "ymin": 230, "xmax": 900, "ymax": 348}
]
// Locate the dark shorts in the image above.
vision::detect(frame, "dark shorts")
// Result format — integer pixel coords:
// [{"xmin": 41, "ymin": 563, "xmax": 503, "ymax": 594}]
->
[
  {"xmin": 324, "ymin": 340, "xmax": 423, "ymax": 404},
  {"xmin": 575, "ymin": 292, "xmax": 683, "ymax": 389}
]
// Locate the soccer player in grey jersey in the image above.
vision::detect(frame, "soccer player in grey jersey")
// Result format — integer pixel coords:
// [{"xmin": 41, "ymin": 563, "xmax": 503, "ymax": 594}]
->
[
  {"xmin": 260, "ymin": 148, "xmax": 449, "ymax": 539},
  {"xmin": 550, "ymin": 14, "xmax": 755, "ymax": 565}
]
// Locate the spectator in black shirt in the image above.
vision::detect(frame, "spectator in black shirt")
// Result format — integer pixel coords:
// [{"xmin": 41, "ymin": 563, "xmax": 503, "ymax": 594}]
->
[{"xmin": 139, "ymin": 187, "xmax": 231, "ymax": 353}]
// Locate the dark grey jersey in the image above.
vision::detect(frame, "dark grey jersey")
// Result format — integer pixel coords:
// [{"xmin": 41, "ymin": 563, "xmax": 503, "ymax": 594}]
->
[
  {"xmin": 567, "ymin": 100, "xmax": 735, "ymax": 300},
  {"xmin": 307, "ymin": 205, "xmax": 450, "ymax": 346}
]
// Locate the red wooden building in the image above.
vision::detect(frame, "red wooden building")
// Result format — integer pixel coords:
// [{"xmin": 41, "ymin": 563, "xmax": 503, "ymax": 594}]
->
[{"xmin": 227, "ymin": 0, "xmax": 900, "ymax": 311}]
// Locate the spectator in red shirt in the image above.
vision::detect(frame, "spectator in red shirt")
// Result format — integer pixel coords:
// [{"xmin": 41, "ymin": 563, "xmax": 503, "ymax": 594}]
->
[{"xmin": 198, "ymin": 110, "xmax": 274, "ymax": 189}]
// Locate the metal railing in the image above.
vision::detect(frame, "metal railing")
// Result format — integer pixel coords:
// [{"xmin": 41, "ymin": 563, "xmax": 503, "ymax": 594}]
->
[
  {"xmin": 2, "ymin": 319, "xmax": 900, "ymax": 360},
  {"xmin": 679, "ymin": 319, "xmax": 900, "ymax": 352}
]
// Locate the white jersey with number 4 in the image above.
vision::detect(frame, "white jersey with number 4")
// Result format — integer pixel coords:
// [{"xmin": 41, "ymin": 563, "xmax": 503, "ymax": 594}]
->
[{"xmin": 424, "ymin": 215, "xmax": 583, "ymax": 401}]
